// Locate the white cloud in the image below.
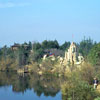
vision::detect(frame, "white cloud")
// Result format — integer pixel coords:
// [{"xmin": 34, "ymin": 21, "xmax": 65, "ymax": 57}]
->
[{"xmin": 0, "ymin": 2, "xmax": 31, "ymax": 8}]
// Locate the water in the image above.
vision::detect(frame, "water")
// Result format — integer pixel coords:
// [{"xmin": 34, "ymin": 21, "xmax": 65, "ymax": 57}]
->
[
  {"xmin": 0, "ymin": 86, "xmax": 62, "ymax": 100},
  {"xmin": 0, "ymin": 72, "xmax": 63, "ymax": 100}
]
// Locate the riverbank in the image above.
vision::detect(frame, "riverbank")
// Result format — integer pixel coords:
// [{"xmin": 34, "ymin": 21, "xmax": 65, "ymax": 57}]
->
[{"xmin": 0, "ymin": 62, "xmax": 100, "ymax": 100}]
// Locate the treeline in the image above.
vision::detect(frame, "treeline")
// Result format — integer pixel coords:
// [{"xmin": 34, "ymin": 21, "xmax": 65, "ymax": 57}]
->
[
  {"xmin": 0, "ymin": 38, "xmax": 99, "ymax": 70},
  {"xmin": 0, "ymin": 40, "xmax": 70, "ymax": 70}
]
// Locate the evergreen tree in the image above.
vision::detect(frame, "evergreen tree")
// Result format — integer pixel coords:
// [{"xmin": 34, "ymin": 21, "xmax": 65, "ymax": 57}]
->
[
  {"xmin": 88, "ymin": 43, "xmax": 100, "ymax": 65},
  {"xmin": 60, "ymin": 42, "xmax": 70, "ymax": 50},
  {"xmin": 79, "ymin": 38, "xmax": 94, "ymax": 57}
]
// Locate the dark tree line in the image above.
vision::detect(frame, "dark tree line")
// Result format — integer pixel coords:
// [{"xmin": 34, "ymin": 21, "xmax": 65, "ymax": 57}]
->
[
  {"xmin": 78, "ymin": 37, "xmax": 95, "ymax": 57},
  {"xmin": 0, "ymin": 38, "xmax": 99, "ymax": 68}
]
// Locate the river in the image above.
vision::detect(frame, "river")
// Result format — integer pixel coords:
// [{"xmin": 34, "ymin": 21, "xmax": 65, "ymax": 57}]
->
[{"xmin": 0, "ymin": 72, "xmax": 65, "ymax": 100}]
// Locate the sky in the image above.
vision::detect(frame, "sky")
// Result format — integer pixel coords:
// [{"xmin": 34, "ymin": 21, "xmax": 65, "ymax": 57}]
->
[{"xmin": 0, "ymin": 0, "xmax": 100, "ymax": 47}]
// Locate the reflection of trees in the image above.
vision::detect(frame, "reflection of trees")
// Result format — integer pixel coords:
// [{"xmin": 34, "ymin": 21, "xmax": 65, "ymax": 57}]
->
[
  {"xmin": 0, "ymin": 72, "xmax": 17, "ymax": 87},
  {"xmin": 29, "ymin": 73, "xmax": 61, "ymax": 97},
  {"xmin": 12, "ymin": 74, "xmax": 31, "ymax": 93},
  {"xmin": 33, "ymin": 79, "xmax": 59, "ymax": 97},
  {"xmin": 0, "ymin": 72, "xmax": 62, "ymax": 97}
]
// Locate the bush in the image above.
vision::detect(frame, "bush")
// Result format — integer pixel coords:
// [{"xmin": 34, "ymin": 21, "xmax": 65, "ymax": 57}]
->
[
  {"xmin": 94, "ymin": 97, "xmax": 100, "ymax": 100},
  {"xmin": 62, "ymin": 71, "xmax": 99, "ymax": 100},
  {"xmin": 88, "ymin": 43, "xmax": 100, "ymax": 65},
  {"xmin": 79, "ymin": 63, "xmax": 95, "ymax": 84}
]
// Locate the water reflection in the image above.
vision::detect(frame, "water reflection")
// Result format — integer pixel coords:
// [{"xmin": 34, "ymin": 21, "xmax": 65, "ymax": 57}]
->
[{"xmin": 0, "ymin": 72, "xmax": 64, "ymax": 99}]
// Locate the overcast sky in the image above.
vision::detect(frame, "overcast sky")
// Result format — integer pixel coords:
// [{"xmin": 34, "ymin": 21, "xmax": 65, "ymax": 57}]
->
[{"xmin": 0, "ymin": 0, "xmax": 100, "ymax": 46}]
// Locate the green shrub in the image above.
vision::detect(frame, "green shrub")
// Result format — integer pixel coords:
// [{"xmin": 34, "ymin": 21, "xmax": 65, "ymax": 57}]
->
[
  {"xmin": 94, "ymin": 97, "xmax": 100, "ymax": 100},
  {"xmin": 62, "ymin": 71, "xmax": 99, "ymax": 100}
]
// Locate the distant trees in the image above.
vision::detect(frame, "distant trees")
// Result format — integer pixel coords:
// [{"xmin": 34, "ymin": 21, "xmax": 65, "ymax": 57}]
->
[
  {"xmin": 16, "ymin": 43, "xmax": 31, "ymax": 66},
  {"xmin": 88, "ymin": 43, "xmax": 100, "ymax": 65},
  {"xmin": 0, "ymin": 43, "xmax": 32, "ymax": 70},
  {"xmin": 60, "ymin": 41, "xmax": 70, "ymax": 50},
  {"xmin": 0, "ymin": 45, "xmax": 15, "ymax": 70},
  {"xmin": 0, "ymin": 37, "xmax": 99, "ymax": 70},
  {"xmin": 30, "ymin": 40, "xmax": 60, "ymax": 62},
  {"xmin": 42, "ymin": 40, "xmax": 59, "ymax": 49},
  {"xmin": 78, "ymin": 38, "xmax": 94, "ymax": 57},
  {"xmin": 0, "ymin": 45, "xmax": 7, "ymax": 61},
  {"xmin": 30, "ymin": 40, "xmax": 70, "ymax": 61}
]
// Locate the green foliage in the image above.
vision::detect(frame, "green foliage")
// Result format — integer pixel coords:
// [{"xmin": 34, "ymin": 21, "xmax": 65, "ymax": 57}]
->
[
  {"xmin": 79, "ymin": 37, "xmax": 94, "ymax": 57},
  {"xmin": 95, "ymin": 97, "xmax": 100, "ymax": 100},
  {"xmin": 60, "ymin": 41, "xmax": 70, "ymax": 50},
  {"xmin": 88, "ymin": 43, "xmax": 100, "ymax": 65},
  {"xmin": 0, "ymin": 43, "xmax": 31, "ymax": 70},
  {"xmin": 28, "ymin": 41, "xmax": 32, "ymax": 50},
  {"xmin": 0, "ymin": 48, "xmax": 3, "ymax": 59},
  {"xmin": 31, "ymin": 40, "xmax": 60, "ymax": 62},
  {"xmin": 42, "ymin": 40, "xmax": 59, "ymax": 49},
  {"xmin": 18, "ymin": 45, "xmax": 30, "ymax": 66},
  {"xmin": 0, "ymin": 38, "xmax": 98, "ymax": 70},
  {"xmin": 33, "ymin": 42, "xmax": 41, "ymax": 50},
  {"xmin": 30, "ymin": 48, "xmax": 44, "ymax": 62},
  {"xmin": 29, "ymin": 42, "xmax": 44, "ymax": 62},
  {"xmin": 79, "ymin": 63, "xmax": 95, "ymax": 84},
  {"xmin": 62, "ymin": 71, "xmax": 99, "ymax": 100}
]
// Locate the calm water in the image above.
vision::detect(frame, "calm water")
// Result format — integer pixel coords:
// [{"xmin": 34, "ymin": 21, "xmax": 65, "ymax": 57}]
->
[{"xmin": 0, "ymin": 72, "xmax": 64, "ymax": 100}]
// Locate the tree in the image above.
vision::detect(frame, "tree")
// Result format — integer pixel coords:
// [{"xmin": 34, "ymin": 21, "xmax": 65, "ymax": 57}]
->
[
  {"xmin": 41, "ymin": 40, "xmax": 48, "ymax": 49},
  {"xmin": 31, "ymin": 48, "xmax": 44, "ymax": 62},
  {"xmin": 42, "ymin": 40, "xmax": 59, "ymax": 49},
  {"xmin": 79, "ymin": 38, "xmax": 94, "ymax": 57},
  {"xmin": 28, "ymin": 41, "xmax": 32, "ymax": 50},
  {"xmin": 60, "ymin": 42, "xmax": 70, "ymax": 50},
  {"xmin": 33, "ymin": 42, "xmax": 41, "ymax": 50},
  {"xmin": 88, "ymin": 43, "xmax": 100, "ymax": 65},
  {"xmin": 62, "ymin": 71, "xmax": 99, "ymax": 100}
]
